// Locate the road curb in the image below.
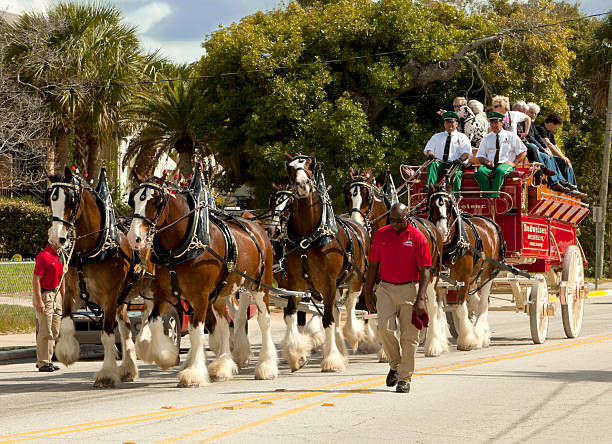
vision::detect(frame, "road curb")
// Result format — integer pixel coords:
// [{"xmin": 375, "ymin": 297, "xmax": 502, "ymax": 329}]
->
[
  {"xmin": 0, "ymin": 345, "xmax": 104, "ymax": 364},
  {"xmin": 0, "ymin": 347, "xmax": 36, "ymax": 363}
]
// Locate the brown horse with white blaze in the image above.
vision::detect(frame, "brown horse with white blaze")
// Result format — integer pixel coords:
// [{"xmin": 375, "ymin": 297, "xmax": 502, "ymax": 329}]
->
[
  {"xmin": 127, "ymin": 170, "xmax": 277, "ymax": 387},
  {"xmin": 282, "ymin": 153, "xmax": 369, "ymax": 372},
  {"xmin": 426, "ymin": 183, "xmax": 504, "ymax": 353},
  {"xmin": 48, "ymin": 167, "xmax": 147, "ymax": 387}
]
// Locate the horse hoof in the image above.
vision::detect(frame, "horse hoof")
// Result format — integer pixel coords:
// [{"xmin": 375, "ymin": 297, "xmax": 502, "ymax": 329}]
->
[
  {"xmin": 291, "ymin": 357, "xmax": 308, "ymax": 372},
  {"xmin": 120, "ymin": 374, "xmax": 135, "ymax": 382},
  {"xmin": 93, "ymin": 377, "xmax": 117, "ymax": 388}
]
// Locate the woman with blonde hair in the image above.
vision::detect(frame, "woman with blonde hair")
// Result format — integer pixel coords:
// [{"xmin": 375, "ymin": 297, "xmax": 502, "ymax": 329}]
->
[{"xmin": 491, "ymin": 95, "xmax": 531, "ymax": 138}]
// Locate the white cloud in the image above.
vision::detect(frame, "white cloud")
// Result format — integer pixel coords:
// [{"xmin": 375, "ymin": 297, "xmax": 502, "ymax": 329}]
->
[
  {"xmin": 0, "ymin": 0, "xmax": 50, "ymax": 14},
  {"xmin": 123, "ymin": 2, "xmax": 172, "ymax": 33},
  {"xmin": 139, "ymin": 35, "xmax": 204, "ymax": 64}
]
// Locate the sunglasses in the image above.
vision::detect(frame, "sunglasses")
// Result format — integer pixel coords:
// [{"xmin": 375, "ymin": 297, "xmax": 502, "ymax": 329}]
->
[
  {"xmin": 493, "ymin": 104, "xmax": 503, "ymax": 108},
  {"xmin": 389, "ymin": 217, "xmax": 407, "ymax": 223},
  {"xmin": 452, "ymin": 105, "xmax": 462, "ymax": 109}
]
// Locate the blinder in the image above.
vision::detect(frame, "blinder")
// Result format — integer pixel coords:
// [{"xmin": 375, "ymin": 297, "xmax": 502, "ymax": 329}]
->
[
  {"xmin": 130, "ymin": 181, "xmax": 169, "ymax": 228},
  {"xmin": 47, "ymin": 182, "xmax": 81, "ymax": 227}
]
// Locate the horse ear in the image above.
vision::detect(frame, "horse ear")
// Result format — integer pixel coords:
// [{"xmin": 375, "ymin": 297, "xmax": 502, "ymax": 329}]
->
[
  {"xmin": 349, "ymin": 167, "xmax": 355, "ymax": 180},
  {"xmin": 284, "ymin": 152, "xmax": 293, "ymax": 161},
  {"xmin": 132, "ymin": 170, "xmax": 145, "ymax": 184},
  {"xmin": 64, "ymin": 166, "xmax": 72, "ymax": 182},
  {"xmin": 309, "ymin": 151, "xmax": 315, "ymax": 157},
  {"xmin": 272, "ymin": 183, "xmax": 280, "ymax": 191}
]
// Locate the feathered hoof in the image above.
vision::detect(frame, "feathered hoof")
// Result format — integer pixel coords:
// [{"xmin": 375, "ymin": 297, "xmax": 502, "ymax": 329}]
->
[
  {"xmin": 232, "ymin": 348, "xmax": 251, "ymax": 369},
  {"xmin": 208, "ymin": 356, "xmax": 238, "ymax": 382},
  {"xmin": 119, "ymin": 363, "xmax": 138, "ymax": 382},
  {"xmin": 55, "ymin": 335, "xmax": 80, "ymax": 366},
  {"xmin": 457, "ymin": 333, "xmax": 478, "ymax": 351},
  {"xmin": 154, "ymin": 346, "xmax": 179, "ymax": 371},
  {"xmin": 378, "ymin": 348, "xmax": 388, "ymax": 363},
  {"xmin": 93, "ymin": 369, "xmax": 120, "ymax": 388},
  {"xmin": 254, "ymin": 360, "xmax": 279, "ymax": 380},
  {"xmin": 321, "ymin": 352, "xmax": 346, "ymax": 373},
  {"xmin": 135, "ymin": 337, "xmax": 153, "ymax": 363},
  {"xmin": 178, "ymin": 367, "xmax": 209, "ymax": 387},
  {"xmin": 283, "ymin": 349, "xmax": 308, "ymax": 372},
  {"xmin": 357, "ymin": 340, "xmax": 381, "ymax": 354},
  {"xmin": 309, "ymin": 330, "xmax": 324, "ymax": 353},
  {"xmin": 342, "ymin": 322, "xmax": 365, "ymax": 353},
  {"xmin": 424, "ymin": 341, "xmax": 445, "ymax": 357},
  {"xmin": 481, "ymin": 336, "xmax": 491, "ymax": 348}
]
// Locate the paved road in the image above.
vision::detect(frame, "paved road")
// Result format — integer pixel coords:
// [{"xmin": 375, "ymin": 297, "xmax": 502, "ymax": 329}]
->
[{"xmin": 1, "ymin": 296, "xmax": 611, "ymax": 444}]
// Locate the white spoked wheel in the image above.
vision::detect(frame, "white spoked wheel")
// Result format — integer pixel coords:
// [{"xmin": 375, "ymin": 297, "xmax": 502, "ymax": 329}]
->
[
  {"xmin": 561, "ymin": 245, "xmax": 585, "ymax": 339},
  {"xmin": 529, "ymin": 275, "xmax": 549, "ymax": 344}
]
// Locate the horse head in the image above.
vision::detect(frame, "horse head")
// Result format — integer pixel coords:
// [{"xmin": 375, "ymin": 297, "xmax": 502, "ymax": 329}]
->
[
  {"xmin": 285, "ymin": 152, "xmax": 316, "ymax": 198},
  {"xmin": 268, "ymin": 184, "xmax": 293, "ymax": 240},
  {"xmin": 46, "ymin": 166, "xmax": 83, "ymax": 248},
  {"xmin": 343, "ymin": 168, "xmax": 376, "ymax": 225},
  {"xmin": 427, "ymin": 183, "xmax": 453, "ymax": 241},
  {"xmin": 127, "ymin": 173, "xmax": 169, "ymax": 251}
]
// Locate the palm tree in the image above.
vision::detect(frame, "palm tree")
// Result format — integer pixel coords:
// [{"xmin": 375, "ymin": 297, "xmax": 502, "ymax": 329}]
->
[
  {"xmin": 3, "ymin": 3, "xmax": 145, "ymax": 177},
  {"xmin": 125, "ymin": 63, "xmax": 205, "ymax": 177}
]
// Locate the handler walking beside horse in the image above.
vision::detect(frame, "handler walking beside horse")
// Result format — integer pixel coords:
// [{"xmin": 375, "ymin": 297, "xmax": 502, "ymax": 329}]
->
[
  {"xmin": 361, "ymin": 203, "xmax": 431, "ymax": 393},
  {"xmin": 32, "ymin": 230, "xmax": 64, "ymax": 372}
]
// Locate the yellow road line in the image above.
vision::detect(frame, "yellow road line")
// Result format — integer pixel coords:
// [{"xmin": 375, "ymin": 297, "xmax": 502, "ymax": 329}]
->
[
  {"xmin": 190, "ymin": 334, "xmax": 612, "ymax": 442},
  {"xmin": 3, "ymin": 334, "xmax": 611, "ymax": 443},
  {"xmin": 0, "ymin": 376, "xmax": 384, "ymax": 443},
  {"xmin": 155, "ymin": 428, "xmax": 212, "ymax": 444}
]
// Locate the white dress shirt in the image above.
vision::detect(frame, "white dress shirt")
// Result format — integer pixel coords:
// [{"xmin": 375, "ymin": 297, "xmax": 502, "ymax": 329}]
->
[
  {"xmin": 503, "ymin": 111, "xmax": 528, "ymax": 134},
  {"xmin": 476, "ymin": 129, "xmax": 527, "ymax": 164},
  {"xmin": 424, "ymin": 130, "xmax": 472, "ymax": 161}
]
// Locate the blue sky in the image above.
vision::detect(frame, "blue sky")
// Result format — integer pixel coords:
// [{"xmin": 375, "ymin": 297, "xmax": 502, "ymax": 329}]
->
[{"xmin": 1, "ymin": 0, "xmax": 610, "ymax": 64}]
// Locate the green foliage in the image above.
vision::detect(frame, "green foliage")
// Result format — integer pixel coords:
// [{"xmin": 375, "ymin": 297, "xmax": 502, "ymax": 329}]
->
[
  {"xmin": 0, "ymin": 198, "xmax": 50, "ymax": 258},
  {"xmin": 195, "ymin": 0, "xmax": 582, "ymax": 207}
]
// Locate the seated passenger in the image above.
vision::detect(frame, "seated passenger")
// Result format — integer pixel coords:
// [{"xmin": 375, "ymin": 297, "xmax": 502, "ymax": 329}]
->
[
  {"xmin": 468, "ymin": 99, "xmax": 489, "ymax": 134},
  {"xmin": 474, "ymin": 111, "xmax": 527, "ymax": 198},
  {"xmin": 491, "ymin": 95, "xmax": 531, "ymax": 138},
  {"xmin": 456, "ymin": 104, "xmax": 486, "ymax": 149},
  {"xmin": 535, "ymin": 112, "xmax": 586, "ymax": 198},
  {"xmin": 525, "ymin": 104, "xmax": 571, "ymax": 192},
  {"xmin": 424, "ymin": 111, "xmax": 471, "ymax": 193}
]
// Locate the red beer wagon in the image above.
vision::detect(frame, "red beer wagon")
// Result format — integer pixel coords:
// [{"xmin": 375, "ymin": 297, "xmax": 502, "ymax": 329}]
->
[{"xmin": 404, "ymin": 159, "xmax": 589, "ymax": 344}]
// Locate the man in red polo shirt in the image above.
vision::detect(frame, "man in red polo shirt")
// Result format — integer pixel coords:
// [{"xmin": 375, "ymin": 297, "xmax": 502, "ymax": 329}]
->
[
  {"xmin": 32, "ymin": 230, "xmax": 65, "ymax": 372},
  {"xmin": 361, "ymin": 203, "xmax": 431, "ymax": 393}
]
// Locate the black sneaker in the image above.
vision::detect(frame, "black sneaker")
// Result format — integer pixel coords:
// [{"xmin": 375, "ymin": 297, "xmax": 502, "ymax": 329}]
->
[
  {"xmin": 52, "ymin": 365, "xmax": 60, "ymax": 371},
  {"xmin": 386, "ymin": 369, "xmax": 398, "ymax": 387},
  {"xmin": 396, "ymin": 381, "xmax": 411, "ymax": 393},
  {"xmin": 38, "ymin": 363, "xmax": 54, "ymax": 372}
]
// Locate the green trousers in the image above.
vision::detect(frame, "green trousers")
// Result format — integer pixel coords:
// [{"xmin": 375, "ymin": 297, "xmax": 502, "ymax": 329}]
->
[
  {"xmin": 474, "ymin": 163, "xmax": 514, "ymax": 197},
  {"xmin": 426, "ymin": 161, "xmax": 462, "ymax": 193}
]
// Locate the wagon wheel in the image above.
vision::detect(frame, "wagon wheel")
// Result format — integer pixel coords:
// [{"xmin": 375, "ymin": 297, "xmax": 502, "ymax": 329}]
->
[
  {"xmin": 529, "ymin": 275, "xmax": 549, "ymax": 344},
  {"xmin": 561, "ymin": 245, "xmax": 585, "ymax": 339}
]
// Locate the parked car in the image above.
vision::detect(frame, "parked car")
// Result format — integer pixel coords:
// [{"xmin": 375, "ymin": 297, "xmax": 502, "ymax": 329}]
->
[{"xmin": 71, "ymin": 297, "xmax": 190, "ymax": 351}]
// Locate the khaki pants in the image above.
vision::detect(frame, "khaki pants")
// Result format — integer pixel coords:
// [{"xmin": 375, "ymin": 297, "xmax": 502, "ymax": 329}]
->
[
  {"xmin": 376, "ymin": 282, "xmax": 420, "ymax": 383},
  {"xmin": 36, "ymin": 291, "xmax": 61, "ymax": 367}
]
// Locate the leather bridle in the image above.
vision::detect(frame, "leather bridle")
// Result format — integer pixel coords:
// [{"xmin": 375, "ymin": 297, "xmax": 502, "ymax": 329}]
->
[{"xmin": 130, "ymin": 182, "xmax": 169, "ymax": 229}]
